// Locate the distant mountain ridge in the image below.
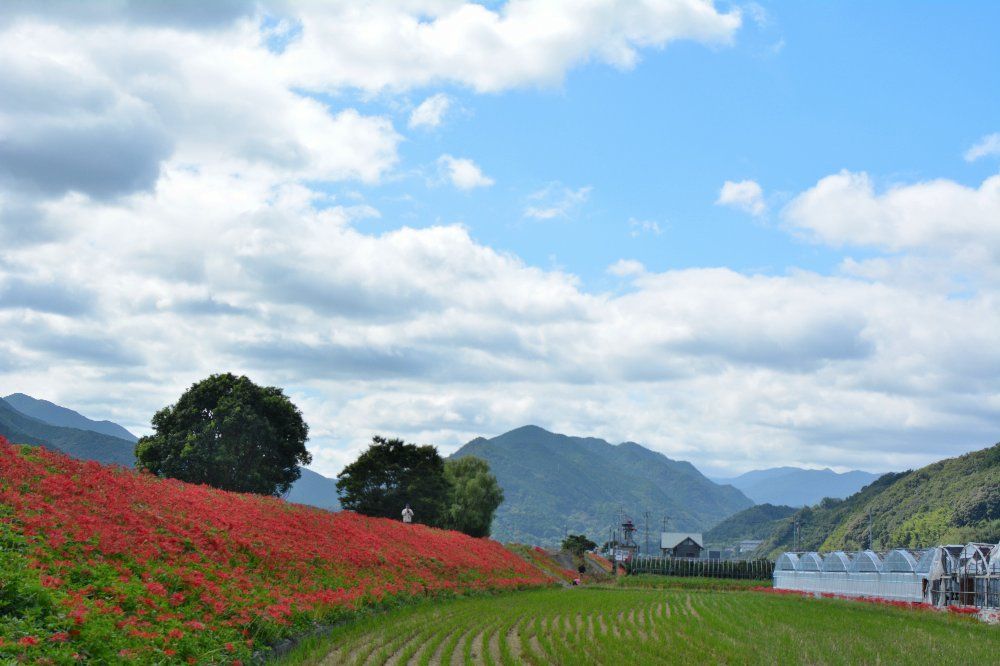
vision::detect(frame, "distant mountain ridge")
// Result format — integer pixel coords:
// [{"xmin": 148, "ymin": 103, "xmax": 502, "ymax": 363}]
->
[
  {"xmin": 0, "ymin": 397, "xmax": 135, "ymax": 467},
  {"xmin": 4, "ymin": 393, "xmax": 138, "ymax": 442},
  {"xmin": 714, "ymin": 466, "xmax": 881, "ymax": 507},
  {"xmin": 757, "ymin": 442, "xmax": 1000, "ymax": 557},
  {"xmin": 451, "ymin": 425, "xmax": 753, "ymax": 546},
  {"xmin": 0, "ymin": 393, "xmax": 340, "ymax": 512}
]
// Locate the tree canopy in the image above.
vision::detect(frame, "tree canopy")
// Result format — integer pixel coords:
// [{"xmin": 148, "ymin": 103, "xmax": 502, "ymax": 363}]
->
[
  {"xmin": 135, "ymin": 373, "xmax": 310, "ymax": 496},
  {"xmin": 336, "ymin": 436, "xmax": 450, "ymax": 527},
  {"xmin": 443, "ymin": 456, "xmax": 504, "ymax": 538},
  {"xmin": 561, "ymin": 534, "xmax": 597, "ymax": 556}
]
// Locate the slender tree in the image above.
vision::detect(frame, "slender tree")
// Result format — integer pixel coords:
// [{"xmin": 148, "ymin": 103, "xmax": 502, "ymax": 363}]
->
[
  {"xmin": 135, "ymin": 373, "xmax": 310, "ymax": 495},
  {"xmin": 443, "ymin": 456, "xmax": 504, "ymax": 538}
]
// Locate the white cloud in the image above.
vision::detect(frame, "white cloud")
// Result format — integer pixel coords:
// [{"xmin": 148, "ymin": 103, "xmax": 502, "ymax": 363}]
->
[
  {"xmin": 437, "ymin": 154, "xmax": 494, "ymax": 190},
  {"xmin": 524, "ymin": 183, "xmax": 592, "ymax": 219},
  {"xmin": 279, "ymin": 1, "xmax": 742, "ymax": 93},
  {"xmin": 716, "ymin": 179, "xmax": 766, "ymax": 216},
  {"xmin": 3, "ymin": 2, "xmax": 1000, "ymax": 480},
  {"xmin": 607, "ymin": 259, "xmax": 646, "ymax": 277},
  {"xmin": 629, "ymin": 218, "xmax": 662, "ymax": 237},
  {"xmin": 964, "ymin": 132, "xmax": 1000, "ymax": 162},
  {"xmin": 409, "ymin": 93, "xmax": 452, "ymax": 129},
  {"xmin": 783, "ymin": 170, "xmax": 1000, "ymax": 256}
]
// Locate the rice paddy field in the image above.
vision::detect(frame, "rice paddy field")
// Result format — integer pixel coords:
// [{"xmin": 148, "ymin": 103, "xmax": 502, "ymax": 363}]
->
[{"xmin": 286, "ymin": 583, "xmax": 998, "ymax": 665}]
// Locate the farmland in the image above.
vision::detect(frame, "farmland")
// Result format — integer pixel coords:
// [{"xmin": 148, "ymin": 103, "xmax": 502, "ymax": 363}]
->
[{"xmin": 290, "ymin": 585, "xmax": 998, "ymax": 665}]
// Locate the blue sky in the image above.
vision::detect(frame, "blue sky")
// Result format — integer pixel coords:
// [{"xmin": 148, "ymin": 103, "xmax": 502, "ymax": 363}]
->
[
  {"xmin": 1, "ymin": 1, "xmax": 999, "ymax": 477},
  {"xmin": 339, "ymin": 1, "xmax": 1000, "ymax": 285}
]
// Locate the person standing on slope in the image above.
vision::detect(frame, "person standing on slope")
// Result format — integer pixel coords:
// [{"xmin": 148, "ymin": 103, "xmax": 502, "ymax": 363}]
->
[{"xmin": 402, "ymin": 503, "xmax": 414, "ymax": 524}]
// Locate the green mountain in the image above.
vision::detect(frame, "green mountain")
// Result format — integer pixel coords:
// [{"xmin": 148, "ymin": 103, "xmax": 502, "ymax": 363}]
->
[
  {"xmin": 450, "ymin": 425, "xmax": 753, "ymax": 546},
  {"xmin": 4, "ymin": 392, "xmax": 138, "ymax": 442},
  {"xmin": 0, "ymin": 397, "xmax": 135, "ymax": 467},
  {"xmin": 713, "ymin": 467, "xmax": 880, "ymax": 507},
  {"xmin": 758, "ymin": 442, "xmax": 1000, "ymax": 557},
  {"xmin": 704, "ymin": 503, "xmax": 797, "ymax": 547}
]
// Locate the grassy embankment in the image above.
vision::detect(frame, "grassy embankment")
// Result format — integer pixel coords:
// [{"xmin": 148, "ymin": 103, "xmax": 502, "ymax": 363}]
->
[{"xmin": 283, "ymin": 580, "xmax": 996, "ymax": 665}]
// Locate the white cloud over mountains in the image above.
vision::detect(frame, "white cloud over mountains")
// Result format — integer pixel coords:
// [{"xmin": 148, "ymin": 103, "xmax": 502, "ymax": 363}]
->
[{"xmin": 1, "ymin": 1, "xmax": 997, "ymax": 478}]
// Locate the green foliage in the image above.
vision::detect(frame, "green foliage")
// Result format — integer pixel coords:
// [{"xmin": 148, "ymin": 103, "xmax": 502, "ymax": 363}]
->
[
  {"xmin": 560, "ymin": 534, "xmax": 596, "ymax": 556},
  {"xmin": 336, "ymin": 435, "xmax": 450, "ymax": 526},
  {"xmin": 704, "ymin": 503, "xmax": 797, "ymax": 546},
  {"xmin": 443, "ymin": 456, "xmax": 504, "ymax": 537},
  {"xmin": 759, "ymin": 442, "xmax": 1000, "ymax": 556},
  {"xmin": 135, "ymin": 373, "xmax": 310, "ymax": 495},
  {"xmin": 450, "ymin": 426, "xmax": 752, "ymax": 545}
]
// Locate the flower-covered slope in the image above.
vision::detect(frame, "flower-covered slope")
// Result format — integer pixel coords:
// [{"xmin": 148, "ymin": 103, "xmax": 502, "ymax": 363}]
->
[{"xmin": 0, "ymin": 437, "xmax": 549, "ymax": 663}]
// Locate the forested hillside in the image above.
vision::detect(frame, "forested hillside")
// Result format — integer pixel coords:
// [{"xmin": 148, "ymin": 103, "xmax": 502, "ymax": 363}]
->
[
  {"xmin": 759, "ymin": 442, "xmax": 1000, "ymax": 556},
  {"xmin": 704, "ymin": 503, "xmax": 797, "ymax": 547},
  {"xmin": 451, "ymin": 425, "xmax": 752, "ymax": 545}
]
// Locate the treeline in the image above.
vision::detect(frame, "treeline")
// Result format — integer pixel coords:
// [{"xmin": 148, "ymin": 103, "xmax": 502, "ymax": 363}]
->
[{"xmin": 135, "ymin": 373, "xmax": 504, "ymax": 538}]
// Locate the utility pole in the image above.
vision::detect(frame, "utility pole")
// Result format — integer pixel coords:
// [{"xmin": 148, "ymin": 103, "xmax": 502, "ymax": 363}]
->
[
  {"xmin": 868, "ymin": 509, "xmax": 873, "ymax": 551},
  {"xmin": 644, "ymin": 510, "xmax": 650, "ymax": 555}
]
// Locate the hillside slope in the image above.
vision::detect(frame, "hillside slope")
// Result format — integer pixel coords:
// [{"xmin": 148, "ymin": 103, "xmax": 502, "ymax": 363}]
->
[
  {"xmin": 704, "ymin": 503, "xmax": 797, "ymax": 546},
  {"xmin": 1, "ymin": 394, "xmax": 342, "ymax": 512},
  {"xmin": 0, "ymin": 398, "xmax": 135, "ymax": 467},
  {"xmin": 0, "ymin": 437, "xmax": 547, "ymax": 663},
  {"xmin": 715, "ymin": 467, "xmax": 880, "ymax": 507},
  {"xmin": 3, "ymin": 392, "xmax": 138, "ymax": 442},
  {"xmin": 758, "ymin": 442, "xmax": 1000, "ymax": 556},
  {"xmin": 451, "ymin": 425, "xmax": 753, "ymax": 545}
]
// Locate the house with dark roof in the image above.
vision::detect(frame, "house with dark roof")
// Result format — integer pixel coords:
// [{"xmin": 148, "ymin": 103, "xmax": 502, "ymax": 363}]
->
[{"xmin": 661, "ymin": 532, "xmax": 704, "ymax": 559}]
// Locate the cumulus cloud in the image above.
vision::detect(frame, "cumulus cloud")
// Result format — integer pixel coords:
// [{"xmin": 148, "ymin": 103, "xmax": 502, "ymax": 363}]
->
[
  {"xmin": 409, "ymin": 94, "xmax": 452, "ymax": 129},
  {"xmin": 3, "ymin": 1, "xmax": 999, "ymax": 479},
  {"xmin": 716, "ymin": 179, "xmax": 766, "ymax": 216},
  {"xmin": 965, "ymin": 132, "xmax": 1000, "ymax": 162},
  {"xmin": 437, "ymin": 155, "xmax": 494, "ymax": 190},
  {"xmin": 524, "ymin": 183, "xmax": 592, "ymax": 219},
  {"xmin": 279, "ymin": 0, "xmax": 742, "ymax": 93},
  {"xmin": 783, "ymin": 170, "xmax": 1000, "ymax": 256}
]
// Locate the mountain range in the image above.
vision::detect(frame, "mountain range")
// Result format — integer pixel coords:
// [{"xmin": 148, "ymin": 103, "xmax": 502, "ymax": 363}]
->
[
  {"xmin": 450, "ymin": 425, "xmax": 753, "ymax": 546},
  {"xmin": 713, "ymin": 466, "xmax": 881, "ymax": 507},
  {"xmin": 757, "ymin": 442, "xmax": 1000, "ymax": 556}
]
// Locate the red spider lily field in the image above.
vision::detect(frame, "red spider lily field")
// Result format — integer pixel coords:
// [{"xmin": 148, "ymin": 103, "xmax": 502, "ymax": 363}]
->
[{"xmin": 0, "ymin": 437, "xmax": 550, "ymax": 663}]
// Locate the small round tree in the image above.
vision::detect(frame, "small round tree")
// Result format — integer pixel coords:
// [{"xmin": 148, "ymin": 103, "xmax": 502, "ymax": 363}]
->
[{"xmin": 135, "ymin": 373, "xmax": 310, "ymax": 495}]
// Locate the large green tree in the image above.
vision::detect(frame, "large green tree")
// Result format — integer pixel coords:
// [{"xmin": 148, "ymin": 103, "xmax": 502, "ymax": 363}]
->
[
  {"xmin": 336, "ymin": 436, "xmax": 450, "ymax": 526},
  {"xmin": 135, "ymin": 373, "xmax": 310, "ymax": 495},
  {"xmin": 443, "ymin": 456, "xmax": 504, "ymax": 538}
]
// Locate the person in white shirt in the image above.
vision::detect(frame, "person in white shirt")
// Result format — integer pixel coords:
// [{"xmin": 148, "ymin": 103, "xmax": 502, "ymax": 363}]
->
[{"xmin": 402, "ymin": 503, "xmax": 414, "ymax": 524}]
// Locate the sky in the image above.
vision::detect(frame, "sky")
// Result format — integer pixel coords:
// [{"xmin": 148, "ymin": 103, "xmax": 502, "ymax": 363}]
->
[{"xmin": 1, "ymin": 1, "xmax": 999, "ymax": 478}]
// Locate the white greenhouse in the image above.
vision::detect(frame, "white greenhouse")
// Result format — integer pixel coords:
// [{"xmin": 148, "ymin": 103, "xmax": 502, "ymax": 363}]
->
[{"xmin": 773, "ymin": 542, "xmax": 1000, "ymax": 608}]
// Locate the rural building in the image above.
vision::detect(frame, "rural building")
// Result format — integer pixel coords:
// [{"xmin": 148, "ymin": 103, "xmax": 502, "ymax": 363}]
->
[
  {"xmin": 738, "ymin": 539, "xmax": 763, "ymax": 555},
  {"xmin": 773, "ymin": 542, "xmax": 1000, "ymax": 609},
  {"xmin": 661, "ymin": 532, "xmax": 704, "ymax": 558}
]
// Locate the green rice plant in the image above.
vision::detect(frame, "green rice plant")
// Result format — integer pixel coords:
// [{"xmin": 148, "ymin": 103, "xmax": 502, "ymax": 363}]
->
[{"xmin": 280, "ymin": 585, "xmax": 998, "ymax": 665}]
